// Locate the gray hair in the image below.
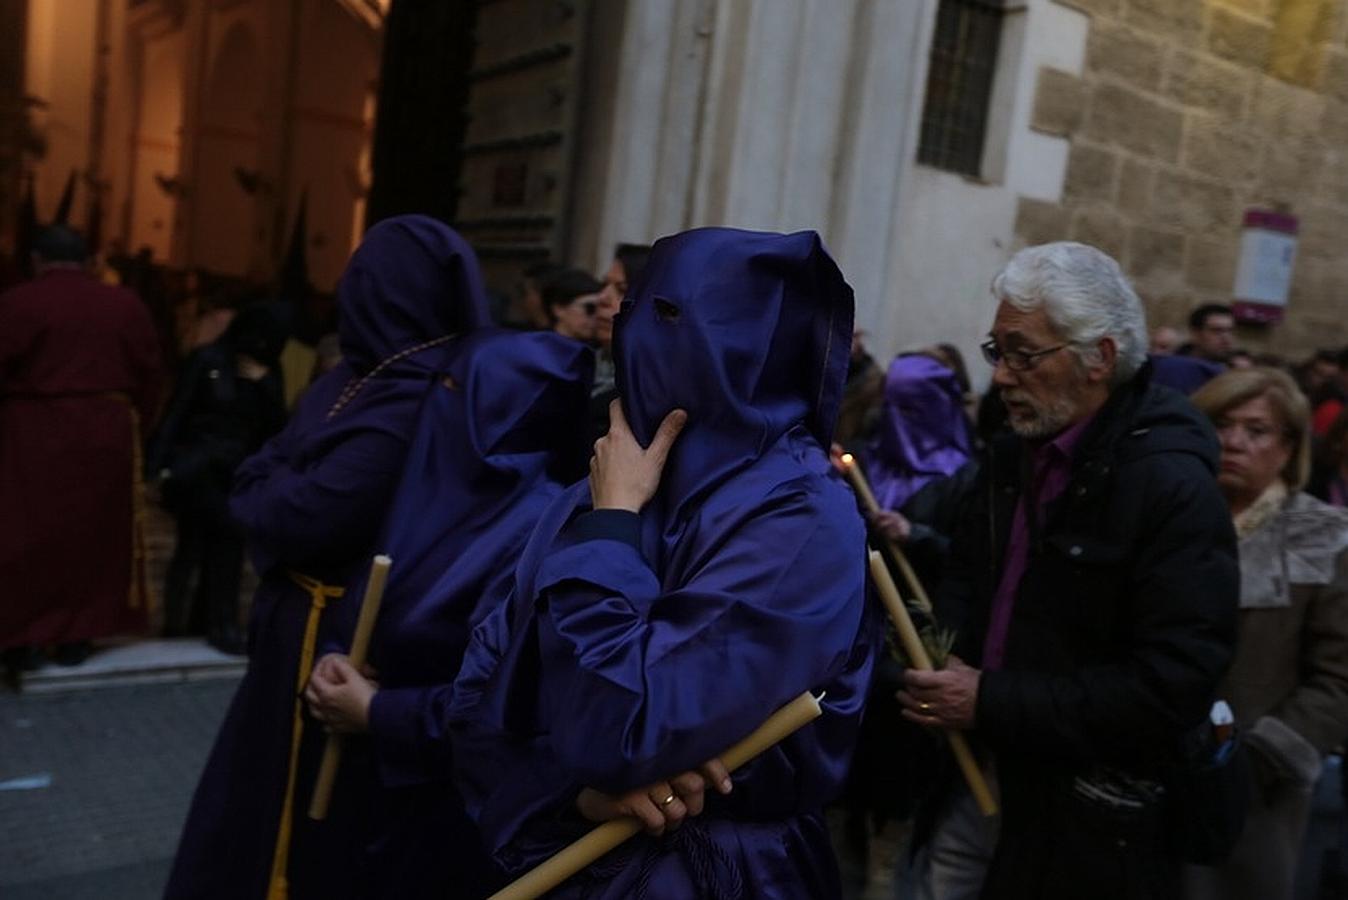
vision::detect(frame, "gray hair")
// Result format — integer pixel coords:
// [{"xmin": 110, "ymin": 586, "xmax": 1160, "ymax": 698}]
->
[{"xmin": 991, "ymin": 242, "xmax": 1149, "ymax": 386}]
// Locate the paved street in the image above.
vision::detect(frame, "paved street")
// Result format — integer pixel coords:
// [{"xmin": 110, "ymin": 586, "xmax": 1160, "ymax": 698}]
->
[
  {"xmin": 0, "ymin": 676, "xmax": 238, "ymax": 898},
  {"xmin": 1, "ymin": 663, "xmax": 1343, "ymax": 899}
]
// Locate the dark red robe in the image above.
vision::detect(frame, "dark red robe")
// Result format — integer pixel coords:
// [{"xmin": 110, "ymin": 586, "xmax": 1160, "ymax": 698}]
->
[{"xmin": 0, "ymin": 269, "xmax": 162, "ymax": 649}]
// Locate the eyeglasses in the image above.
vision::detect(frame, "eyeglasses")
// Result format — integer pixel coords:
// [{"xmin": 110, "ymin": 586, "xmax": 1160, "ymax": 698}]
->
[{"xmin": 980, "ymin": 339, "xmax": 1069, "ymax": 372}]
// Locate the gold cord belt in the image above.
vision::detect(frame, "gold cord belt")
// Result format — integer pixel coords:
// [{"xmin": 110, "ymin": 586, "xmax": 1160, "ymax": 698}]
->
[{"xmin": 266, "ymin": 571, "xmax": 346, "ymax": 900}]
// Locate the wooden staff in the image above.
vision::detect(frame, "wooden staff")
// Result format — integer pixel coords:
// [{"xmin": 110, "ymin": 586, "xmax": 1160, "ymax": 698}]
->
[
  {"xmin": 307, "ymin": 554, "xmax": 392, "ymax": 821},
  {"xmin": 488, "ymin": 691, "xmax": 824, "ymax": 900},
  {"xmin": 840, "ymin": 453, "xmax": 933, "ymax": 613},
  {"xmin": 868, "ymin": 550, "xmax": 997, "ymax": 816}
]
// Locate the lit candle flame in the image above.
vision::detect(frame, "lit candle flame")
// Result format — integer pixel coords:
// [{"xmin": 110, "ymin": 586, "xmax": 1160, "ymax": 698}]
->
[{"xmin": 840, "ymin": 453, "xmax": 854, "ymax": 466}]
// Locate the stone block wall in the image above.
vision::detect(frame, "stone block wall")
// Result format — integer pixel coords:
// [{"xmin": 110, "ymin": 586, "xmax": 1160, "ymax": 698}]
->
[{"xmin": 1019, "ymin": 0, "xmax": 1348, "ymax": 357}]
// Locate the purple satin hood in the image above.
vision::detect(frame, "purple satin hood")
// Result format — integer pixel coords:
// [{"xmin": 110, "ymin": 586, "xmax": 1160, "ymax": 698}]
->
[
  {"xmin": 337, "ymin": 214, "xmax": 491, "ymax": 373},
  {"xmin": 614, "ymin": 227, "xmax": 854, "ymax": 522},
  {"xmin": 865, "ymin": 354, "xmax": 973, "ymax": 510}
]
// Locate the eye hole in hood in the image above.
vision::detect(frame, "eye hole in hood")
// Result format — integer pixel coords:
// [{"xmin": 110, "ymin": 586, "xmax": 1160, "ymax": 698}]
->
[
  {"xmin": 612, "ymin": 227, "xmax": 855, "ymax": 514},
  {"xmin": 653, "ymin": 297, "xmax": 682, "ymax": 323}
]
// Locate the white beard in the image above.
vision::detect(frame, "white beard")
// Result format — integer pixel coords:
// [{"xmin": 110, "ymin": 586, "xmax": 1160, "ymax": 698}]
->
[{"xmin": 1002, "ymin": 388, "xmax": 1079, "ymax": 440}]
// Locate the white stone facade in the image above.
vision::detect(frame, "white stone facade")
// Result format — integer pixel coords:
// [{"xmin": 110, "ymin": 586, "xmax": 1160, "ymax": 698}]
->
[{"xmin": 568, "ymin": 0, "xmax": 1090, "ymax": 386}]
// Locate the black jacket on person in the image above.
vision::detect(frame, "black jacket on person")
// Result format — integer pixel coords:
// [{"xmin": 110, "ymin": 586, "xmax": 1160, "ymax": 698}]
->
[
  {"xmin": 927, "ymin": 366, "xmax": 1239, "ymax": 899},
  {"xmin": 147, "ymin": 329, "xmax": 287, "ymax": 519}
]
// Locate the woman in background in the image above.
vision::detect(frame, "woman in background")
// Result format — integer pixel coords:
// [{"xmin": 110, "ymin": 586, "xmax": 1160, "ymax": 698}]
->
[{"xmin": 1187, "ymin": 368, "xmax": 1348, "ymax": 900}]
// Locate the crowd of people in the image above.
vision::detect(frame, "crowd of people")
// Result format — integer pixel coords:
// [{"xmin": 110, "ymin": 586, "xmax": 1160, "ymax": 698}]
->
[{"xmin": 1, "ymin": 215, "xmax": 1347, "ymax": 900}]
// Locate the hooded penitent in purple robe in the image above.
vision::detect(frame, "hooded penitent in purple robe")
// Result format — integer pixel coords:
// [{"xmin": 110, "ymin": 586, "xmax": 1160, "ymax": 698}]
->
[
  {"xmin": 165, "ymin": 215, "xmax": 495, "ymax": 900},
  {"xmin": 319, "ymin": 327, "xmax": 593, "ymax": 898},
  {"xmin": 450, "ymin": 227, "xmax": 879, "ymax": 899},
  {"xmin": 864, "ymin": 354, "xmax": 973, "ymax": 512}
]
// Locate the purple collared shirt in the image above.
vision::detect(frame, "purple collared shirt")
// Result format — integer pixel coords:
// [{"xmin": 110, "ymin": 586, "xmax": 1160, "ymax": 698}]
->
[{"xmin": 981, "ymin": 413, "xmax": 1096, "ymax": 671}]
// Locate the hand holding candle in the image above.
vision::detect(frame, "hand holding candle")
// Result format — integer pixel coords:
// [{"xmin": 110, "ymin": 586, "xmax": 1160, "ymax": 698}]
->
[
  {"xmin": 487, "ymin": 691, "xmax": 824, "ymax": 900},
  {"xmin": 868, "ymin": 551, "xmax": 997, "ymax": 817},
  {"xmin": 840, "ymin": 454, "xmax": 933, "ymax": 614},
  {"xmin": 574, "ymin": 757, "xmax": 731, "ymax": 835},
  {"xmin": 307, "ymin": 553, "xmax": 391, "ymax": 821},
  {"xmin": 304, "ymin": 654, "xmax": 378, "ymax": 733}
]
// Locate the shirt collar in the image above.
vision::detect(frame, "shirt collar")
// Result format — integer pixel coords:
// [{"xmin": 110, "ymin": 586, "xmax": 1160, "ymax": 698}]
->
[{"xmin": 1034, "ymin": 410, "xmax": 1097, "ymax": 464}]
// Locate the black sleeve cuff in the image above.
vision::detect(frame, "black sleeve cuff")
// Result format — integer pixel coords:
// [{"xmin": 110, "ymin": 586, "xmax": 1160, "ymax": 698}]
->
[{"xmin": 566, "ymin": 509, "xmax": 643, "ymax": 550}]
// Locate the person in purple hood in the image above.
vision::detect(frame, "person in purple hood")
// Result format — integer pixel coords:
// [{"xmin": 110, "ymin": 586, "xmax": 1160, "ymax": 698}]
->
[
  {"xmin": 859, "ymin": 352, "xmax": 978, "ymax": 587},
  {"xmin": 865, "ymin": 353, "xmax": 974, "ymax": 514},
  {"xmin": 450, "ymin": 227, "xmax": 879, "ymax": 898},
  {"xmin": 297, "ymin": 326, "xmax": 593, "ymax": 898},
  {"xmin": 165, "ymin": 215, "xmax": 497, "ymax": 899}
]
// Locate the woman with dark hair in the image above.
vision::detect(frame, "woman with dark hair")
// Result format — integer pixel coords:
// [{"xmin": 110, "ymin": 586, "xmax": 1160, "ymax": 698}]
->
[
  {"xmin": 1186, "ymin": 367, "xmax": 1348, "ymax": 900},
  {"xmin": 541, "ymin": 268, "xmax": 604, "ymax": 344},
  {"xmin": 165, "ymin": 215, "xmax": 492, "ymax": 899},
  {"xmin": 451, "ymin": 228, "xmax": 876, "ymax": 898}
]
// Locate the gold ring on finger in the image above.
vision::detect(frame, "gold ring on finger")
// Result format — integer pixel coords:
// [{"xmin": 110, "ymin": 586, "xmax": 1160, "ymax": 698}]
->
[
  {"xmin": 919, "ymin": 702, "xmax": 933, "ymax": 712},
  {"xmin": 659, "ymin": 793, "xmax": 677, "ymax": 807}
]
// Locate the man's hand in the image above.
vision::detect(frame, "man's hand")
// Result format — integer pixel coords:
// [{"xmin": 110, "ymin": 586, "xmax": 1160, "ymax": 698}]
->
[
  {"xmin": 590, "ymin": 401, "xmax": 687, "ymax": 513},
  {"xmin": 897, "ymin": 655, "xmax": 980, "ymax": 730},
  {"xmin": 575, "ymin": 757, "xmax": 732, "ymax": 836},
  {"xmin": 870, "ymin": 509, "xmax": 912, "ymax": 544},
  {"xmin": 304, "ymin": 653, "xmax": 378, "ymax": 734},
  {"xmin": 236, "ymin": 354, "xmax": 269, "ymax": 382},
  {"xmin": 829, "ymin": 443, "xmax": 848, "ymax": 473}
]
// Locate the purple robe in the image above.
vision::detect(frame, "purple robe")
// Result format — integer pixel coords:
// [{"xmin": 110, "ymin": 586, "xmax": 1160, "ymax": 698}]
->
[
  {"xmin": 451, "ymin": 228, "xmax": 879, "ymax": 899},
  {"xmin": 166, "ymin": 215, "xmax": 492, "ymax": 900},
  {"xmin": 332, "ymin": 328, "xmax": 593, "ymax": 898},
  {"xmin": 864, "ymin": 354, "xmax": 972, "ymax": 511}
]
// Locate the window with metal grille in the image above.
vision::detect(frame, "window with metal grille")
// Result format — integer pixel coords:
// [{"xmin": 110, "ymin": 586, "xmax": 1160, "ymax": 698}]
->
[{"xmin": 917, "ymin": 0, "xmax": 1007, "ymax": 178}]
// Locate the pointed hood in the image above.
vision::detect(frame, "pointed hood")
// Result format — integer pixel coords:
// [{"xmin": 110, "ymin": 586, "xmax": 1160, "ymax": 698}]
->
[
  {"xmin": 335, "ymin": 214, "xmax": 491, "ymax": 373},
  {"xmin": 348, "ymin": 329, "xmax": 593, "ymax": 687},
  {"xmin": 613, "ymin": 227, "xmax": 854, "ymax": 516},
  {"xmin": 866, "ymin": 354, "xmax": 973, "ymax": 510},
  {"xmin": 53, "ymin": 169, "xmax": 76, "ymax": 224}
]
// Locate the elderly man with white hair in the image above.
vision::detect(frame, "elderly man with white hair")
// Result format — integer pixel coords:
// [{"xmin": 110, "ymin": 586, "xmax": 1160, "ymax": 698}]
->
[{"xmin": 895, "ymin": 242, "xmax": 1239, "ymax": 900}]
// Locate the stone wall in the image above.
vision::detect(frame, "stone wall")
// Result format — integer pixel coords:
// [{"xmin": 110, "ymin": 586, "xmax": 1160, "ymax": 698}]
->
[{"xmin": 1019, "ymin": 0, "xmax": 1348, "ymax": 357}]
